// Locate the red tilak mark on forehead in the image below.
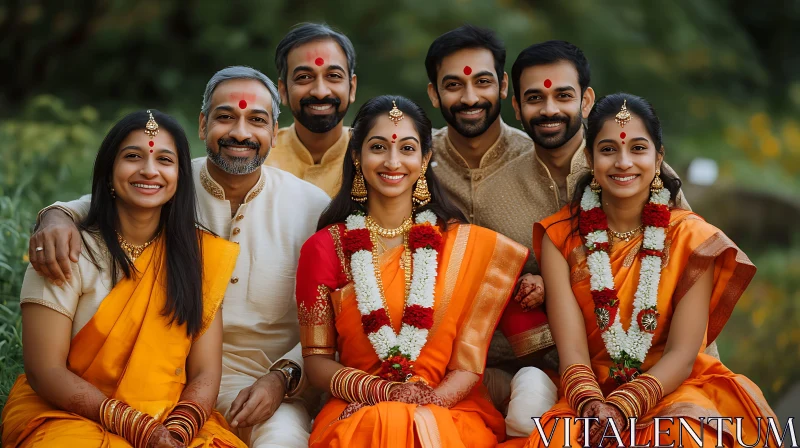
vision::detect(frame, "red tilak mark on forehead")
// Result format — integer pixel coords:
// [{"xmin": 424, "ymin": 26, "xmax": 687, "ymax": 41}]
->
[
  {"xmin": 621, "ymin": 141, "xmax": 625, "ymax": 145},
  {"xmin": 463, "ymin": 66, "xmax": 472, "ymax": 75},
  {"xmin": 544, "ymin": 79, "xmax": 552, "ymax": 88},
  {"xmin": 315, "ymin": 57, "xmax": 324, "ymax": 66},
  {"xmin": 148, "ymin": 141, "xmax": 155, "ymax": 147},
  {"xmin": 620, "ymin": 132, "xmax": 626, "ymax": 139},
  {"xmin": 150, "ymin": 149, "xmax": 154, "ymax": 153},
  {"xmin": 239, "ymin": 100, "xmax": 248, "ymax": 109}
]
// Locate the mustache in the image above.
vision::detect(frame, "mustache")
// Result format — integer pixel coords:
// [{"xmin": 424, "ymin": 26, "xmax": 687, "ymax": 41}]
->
[
  {"xmin": 530, "ymin": 115, "xmax": 569, "ymax": 126},
  {"xmin": 300, "ymin": 96, "xmax": 341, "ymax": 107},
  {"xmin": 217, "ymin": 137, "xmax": 260, "ymax": 150},
  {"xmin": 449, "ymin": 100, "xmax": 492, "ymax": 115}
]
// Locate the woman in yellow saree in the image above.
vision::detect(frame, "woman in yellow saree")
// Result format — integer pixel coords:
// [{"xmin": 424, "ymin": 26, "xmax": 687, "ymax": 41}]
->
[
  {"xmin": 295, "ymin": 96, "xmax": 532, "ymax": 447},
  {"xmin": 2, "ymin": 111, "xmax": 245, "ymax": 448},
  {"xmin": 506, "ymin": 93, "xmax": 777, "ymax": 448}
]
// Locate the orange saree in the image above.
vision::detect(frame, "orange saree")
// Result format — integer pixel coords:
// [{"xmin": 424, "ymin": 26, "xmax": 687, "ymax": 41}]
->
[
  {"xmin": 296, "ymin": 222, "xmax": 529, "ymax": 447},
  {"xmin": 505, "ymin": 207, "xmax": 776, "ymax": 448},
  {"xmin": 2, "ymin": 232, "xmax": 246, "ymax": 448}
]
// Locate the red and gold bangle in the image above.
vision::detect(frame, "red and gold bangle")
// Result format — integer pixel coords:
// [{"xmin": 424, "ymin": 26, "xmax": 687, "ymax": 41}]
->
[
  {"xmin": 164, "ymin": 400, "xmax": 208, "ymax": 444},
  {"xmin": 562, "ymin": 364, "xmax": 604, "ymax": 415},
  {"xmin": 98, "ymin": 398, "xmax": 158, "ymax": 448},
  {"xmin": 605, "ymin": 373, "xmax": 664, "ymax": 428},
  {"xmin": 330, "ymin": 367, "xmax": 396, "ymax": 405}
]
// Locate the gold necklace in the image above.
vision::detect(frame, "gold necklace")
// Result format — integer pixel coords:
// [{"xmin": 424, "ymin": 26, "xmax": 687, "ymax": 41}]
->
[
  {"xmin": 116, "ymin": 231, "xmax": 159, "ymax": 262},
  {"xmin": 367, "ymin": 225, "xmax": 412, "ymax": 325},
  {"xmin": 608, "ymin": 225, "xmax": 643, "ymax": 242},
  {"xmin": 365, "ymin": 216, "xmax": 413, "ymax": 238}
]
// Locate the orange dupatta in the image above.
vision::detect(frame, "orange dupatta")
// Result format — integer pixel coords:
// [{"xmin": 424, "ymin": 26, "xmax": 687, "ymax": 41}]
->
[
  {"xmin": 297, "ymin": 223, "xmax": 529, "ymax": 448},
  {"xmin": 2, "ymin": 232, "xmax": 245, "ymax": 448}
]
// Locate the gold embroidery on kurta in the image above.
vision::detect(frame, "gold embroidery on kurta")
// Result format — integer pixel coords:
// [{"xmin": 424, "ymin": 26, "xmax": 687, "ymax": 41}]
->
[{"xmin": 200, "ymin": 164, "xmax": 225, "ymax": 200}]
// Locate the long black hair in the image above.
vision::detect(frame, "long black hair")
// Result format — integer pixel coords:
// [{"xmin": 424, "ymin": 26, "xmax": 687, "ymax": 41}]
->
[
  {"xmin": 567, "ymin": 93, "xmax": 683, "ymax": 235},
  {"xmin": 317, "ymin": 95, "xmax": 466, "ymax": 231},
  {"xmin": 80, "ymin": 110, "xmax": 204, "ymax": 337}
]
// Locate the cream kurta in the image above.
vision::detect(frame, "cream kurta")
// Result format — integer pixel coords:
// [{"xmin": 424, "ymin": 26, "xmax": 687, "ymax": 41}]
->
[
  {"xmin": 265, "ymin": 123, "xmax": 350, "ymax": 197},
  {"xmin": 49, "ymin": 157, "xmax": 331, "ymax": 448}
]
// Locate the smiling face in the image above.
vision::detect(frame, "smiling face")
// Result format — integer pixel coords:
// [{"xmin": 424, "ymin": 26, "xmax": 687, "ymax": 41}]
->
[
  {"xmin": 199, "ymin": 78, "xmax": 277, "ymax": 175},
  {"xmin": 112, "ymin": 129, "xmax": 179, "ymax": 211},
  {"xmin": 589, "ymin": 115, "xmax": 663, "ymax": 202},
  {"xmin": 280, "ymin": 38, "xmax": 357, "ymax": 134},
  {"xmin": 512, "ymin": 60, "xmax": 593, "ymax": 150},
  {"xmin": 427, "ymin": 48, "xmax": 506, "ymax": 138},
  {"xmin": 358, "ymin": 115, "xmax": 430, "ymax": 203}
]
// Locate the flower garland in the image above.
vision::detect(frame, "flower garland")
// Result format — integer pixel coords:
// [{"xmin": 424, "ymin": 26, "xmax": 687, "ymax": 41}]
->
[
  {"xmin": 580, "ymin": 185, "xmax": 671, "ymax": 384},
  {"xmin": 342, "ymin": 210, "xmax": 443, "ymax": 381}
]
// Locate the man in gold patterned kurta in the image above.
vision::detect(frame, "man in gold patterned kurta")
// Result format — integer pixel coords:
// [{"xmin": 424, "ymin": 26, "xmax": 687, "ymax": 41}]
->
[{"xmin": 265, "ymin": 23, "xmax": 357, "ymax": 197}]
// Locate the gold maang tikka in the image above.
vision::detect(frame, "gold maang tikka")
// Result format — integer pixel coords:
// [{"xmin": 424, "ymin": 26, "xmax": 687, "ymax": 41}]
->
[
  {"xmin": 145, "ymin": 110, "xmax": 159, "ymax": 139},
  {"xmin": 614, "ymin": 99, "xmax": 631, "ymax": 128},
  {"xmin": 389, "ymin": 100, "xmax": 404, "ymax": 126}
]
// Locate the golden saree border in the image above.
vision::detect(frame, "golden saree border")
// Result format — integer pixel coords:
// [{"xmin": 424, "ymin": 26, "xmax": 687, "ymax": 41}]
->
[
  {"xmin": 673, "ymin": 231, "xmax": 756, "ymax": 343},
  {"xmin": 430, "ymin": 224, "xmax": 470, "ymax": 337},
  {"xmin": 449, "ymin": 234, "xmax": 527, "ymax": 374},
  {"xmin": 734, "ymin": 377, "xmax": 778, "ymax": 420},
  {"xmin": 507, "ymin": 325, "xmax": 554, "ymax": 358},
  {"xmin": 644, "ymin": 401, "xmax": 733, "ymax": 439},
  {"xmin": 328, "ymin": 224, "xmax": 351, "ymax": 281},
  {"xmin": 299, "ymin": 284, "xmax": 336, "ymax": 357},
  {"xmin": 413, "ymin": 406, "xmax": 443, "ymax": 448}
]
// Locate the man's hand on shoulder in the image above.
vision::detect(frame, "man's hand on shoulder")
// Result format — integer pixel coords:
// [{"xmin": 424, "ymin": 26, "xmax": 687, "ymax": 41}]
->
[
  {"xmin": 30, "ymin": 208, "xmax": 82, "ymax": 285},
  {"xmin": 228, "ymin": 371, "xmax": 286, "ymax": 429}
]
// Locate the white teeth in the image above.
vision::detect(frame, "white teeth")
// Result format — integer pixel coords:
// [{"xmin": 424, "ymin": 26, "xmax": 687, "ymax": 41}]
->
[
  {"xmin": 538, "ymin": 122, "xmax": 562, "ymax": 128},
  {"xmin": 379, "ymin": 174, "xmax": 404, "ymax": 180},
  {"xmin": 610, "ymin": 175, "xmax": 638, "ymax": 182},
  {"xmin": 131, "ymin": 183, "xmax": 161, "ymax": 189},
  {"xmin": 461, "ymin": 109, "xmax": 482, "ymax": 115},
  {"xmin": 308, "ymin": 104, "xmax": 333, "ymax": 110},
  {"xmin": 226, "ymin": 146, "xmax": 252, "ymax": 152}
]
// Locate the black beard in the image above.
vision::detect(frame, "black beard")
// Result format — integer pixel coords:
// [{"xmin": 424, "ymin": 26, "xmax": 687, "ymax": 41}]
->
[
  {"xmin": 522, "ymin": 111, "xmax": 583, "ymax": 150},
  {"xmin": 440, "ymin": 95, "xmax": 502, "ymax": 138},
  {"xmin": 206, "ymin": 137, "xmax": 265, "ymax": 175},
  {"xmin": 294, "ymin": 96, "xmax": 348, "ymax": 134}
]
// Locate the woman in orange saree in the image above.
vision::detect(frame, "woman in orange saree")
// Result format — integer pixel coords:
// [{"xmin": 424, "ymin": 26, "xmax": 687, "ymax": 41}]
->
[
  {"xmin": 295, "ymin": 96, "xmax": 530, "ymax": 447},
  {"xmin": 2, "ymin": 111, "xmax": 245, "ymax": 448},
  {"xmin": 507, "ymin": 93, "xmax": 777, "ymax": 448}
]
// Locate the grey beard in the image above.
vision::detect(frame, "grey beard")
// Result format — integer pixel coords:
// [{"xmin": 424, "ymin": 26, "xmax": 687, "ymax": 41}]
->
[{"xmin": 205, "ymin": 145, "xmax": 267, "ymax": 175}]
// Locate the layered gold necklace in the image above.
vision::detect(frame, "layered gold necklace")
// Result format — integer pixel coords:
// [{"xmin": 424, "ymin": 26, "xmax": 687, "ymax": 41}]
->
[
  {"xmin": 608, "ymin": 225, "xmax": 643, "ymax": 242},
  {"xmin": 365, "ymin": 216, "xmax": 413, "ymax": 317},
  {"xmin": 116, "ymin": 231, "xmax": 159, "ymax": 262}
]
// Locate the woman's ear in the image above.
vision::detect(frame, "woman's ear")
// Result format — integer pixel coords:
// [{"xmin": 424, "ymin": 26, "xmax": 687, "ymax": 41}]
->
[{"xmin": 657, "ymin": 145, "xmax": 665, "ymax": 170}]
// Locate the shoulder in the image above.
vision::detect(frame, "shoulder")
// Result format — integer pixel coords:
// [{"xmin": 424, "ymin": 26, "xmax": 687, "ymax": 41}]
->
[
  {"xmin": 264, "ymin": 166, "xmax": 330, "ymax": 205},
  {"xmin": 299, "ymin": 225, "xmax": 343, "ymax": 263},
  {"xmin": 432, "ymin": 127, "xmax": 449, "ymax": 141},
  {"xmin": 275, "ymin": 125, "xmax": 294, "ymax": 142},
  {"xmin": 502, "ymin": 123, "xmax": 534, "ymax": 152},
  {"xmin": 666, "ymin": 209, "xmax": 719, "ymax": 241},
  {"xmin": 450, "ymin": 223, "xmax": 528, "ymax": 257},
  {"xmin": 540, "ymin": 204, "xmax": 574, "ymax": 233}
]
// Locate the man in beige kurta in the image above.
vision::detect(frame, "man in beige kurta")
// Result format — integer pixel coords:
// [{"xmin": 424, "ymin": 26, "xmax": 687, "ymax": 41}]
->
[{"xmin": 265, "ymin": 23, "xmax": 357, "ymax": 197}]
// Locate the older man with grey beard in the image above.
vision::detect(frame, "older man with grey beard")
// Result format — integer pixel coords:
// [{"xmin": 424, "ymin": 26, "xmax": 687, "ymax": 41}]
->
[{"xmin": 29, "ymin": 66, "xmax": 329, "ymax": 448}]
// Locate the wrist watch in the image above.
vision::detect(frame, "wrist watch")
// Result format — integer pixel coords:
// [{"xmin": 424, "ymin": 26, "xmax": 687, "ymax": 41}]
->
[{"xmin": 269, "ymin": 360, "xmax": 301, "ymax": 397}]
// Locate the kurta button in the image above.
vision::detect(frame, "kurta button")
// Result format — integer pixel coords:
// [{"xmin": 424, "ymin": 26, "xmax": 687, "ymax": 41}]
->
[
  {"xmin": 175, "ymin": 368, "xmax": 183, "ymax": 375},
  {"xmin": 231, "ymin": 277, "xmax": 239, "ymax": 284},
  {"xmin": 236, "ymin": 214, "xmax": 244, "ymax": 221},
  {"xmin": 232, "ymin": 227, "xmax": 241, "ymax": 235},
  {"xmin": 474, "ymin": 174, "xmax": 482, "ymax": 181}
]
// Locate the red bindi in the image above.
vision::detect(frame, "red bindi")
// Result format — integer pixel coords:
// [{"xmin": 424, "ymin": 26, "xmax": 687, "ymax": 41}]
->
[
  {"xmin": 148, "ymin": 141, "xmax": 154, "ymax": 147},
  {"xmin": 621, "ymin": 141, "xmax": 625, "ymax": 145},
  {"xmin": 620, "ymin": 132, "xmax": 626, "ymax": 139},
  {"xmin": 392, "ymin": 133, "xmax": 397, "ymax": 140},
  {"xmin": 544, "ymin": 79, "xmax": 552, "ymax": 88},
  {"xmin": 149, "ymin": 149, "xmax": 154, "ymax": 153},
  {"xmin": 239, "ymin": 100, "xmax": 247, "ymax": 109},
  {"xmin": 463, "ymin": 66, "xmax": 472, "ymax": 75},
  {"xmin": 315, "ymin": 57, "xmax": 324, "ymax": 66}
]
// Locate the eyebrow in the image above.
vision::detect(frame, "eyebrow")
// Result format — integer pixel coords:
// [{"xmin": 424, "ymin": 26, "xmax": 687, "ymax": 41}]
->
[
  {"xmin": 292, "ymin": 64, "xmax": 346, "ymax": 76},
  {"xmin": 122, "ymin": 145, "xmax": 177, "ymax": 156},
  {"xmin": 597, "ymin": 136, "xmax": 650, "ymax": 145},
  {"xmin": 367, "ymin": 135, "xmax": 421, "ymax": 144},
  {"xmin": 523, "ymin": 86, "xmax": 577, "ymax": 97}
]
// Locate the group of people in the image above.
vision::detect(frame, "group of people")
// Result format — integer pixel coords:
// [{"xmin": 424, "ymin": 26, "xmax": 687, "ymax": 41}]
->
[{"xmin": 1, "ymin": 22, "xmax": 777, "ymax": 448}]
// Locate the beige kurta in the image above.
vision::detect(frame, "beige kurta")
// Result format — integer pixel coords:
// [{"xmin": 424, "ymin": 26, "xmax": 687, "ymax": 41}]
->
[
  {"xmin": 265, "ymin": 123, "xmax": 349, "ymax": 198},
  {"xmin": 48, "ymin": 157, "xmax": 331, "ymax": 448}
]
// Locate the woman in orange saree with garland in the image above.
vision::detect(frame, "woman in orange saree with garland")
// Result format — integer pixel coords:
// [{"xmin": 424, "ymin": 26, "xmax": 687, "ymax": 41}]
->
[
  {"xmin": 295, "ymin": 96, "xmax": 530, "ymax": 447},
  {"xmin": 2, "ymin": 111, "xmax": 246, "ymax": 448},
  {"xmin": 508, "ymin": 94, "xmax": 777, "ymax": 448}
]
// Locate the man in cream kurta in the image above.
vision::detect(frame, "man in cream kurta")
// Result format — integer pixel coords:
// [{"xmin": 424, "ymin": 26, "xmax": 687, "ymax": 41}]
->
[
  {"xmin": 44, "ymin": 158, "xmax": 330, "ymax": 447},
  {"xmin": 266, "ymin": 123, "xmax": 349, "ymax": 197}
]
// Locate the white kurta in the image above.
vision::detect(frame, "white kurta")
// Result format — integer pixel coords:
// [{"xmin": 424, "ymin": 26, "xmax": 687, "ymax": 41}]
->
[{"xmin": 51, "ymin": 157, "xmax": 330, "ymax": 448}]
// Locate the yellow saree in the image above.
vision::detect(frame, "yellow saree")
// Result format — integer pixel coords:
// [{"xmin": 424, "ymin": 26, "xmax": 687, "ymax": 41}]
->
[{"xmin": 2, "ymin": 232, "xmax": 246, "ymax": 448}]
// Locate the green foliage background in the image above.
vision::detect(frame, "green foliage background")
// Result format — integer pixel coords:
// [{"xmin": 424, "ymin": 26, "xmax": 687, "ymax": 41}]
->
[{"xmin": 1, "ymin": 0, "xmax": 799, "ymax": 412}]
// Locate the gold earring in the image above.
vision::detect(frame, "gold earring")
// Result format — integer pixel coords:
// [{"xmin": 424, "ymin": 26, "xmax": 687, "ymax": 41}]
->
[
  {"xmin": 109, "ymin": 185, "xmax": 116, "ymax": 199},
  {"xmin": 351, "ymin": 159, "xmax": 368, "ymax": 203},
  {"xmin": 650, "ymin": 168, "xmax": 663, "ymax": 193},
  {"xmin": 589, "ymin": 170, "xmax": 601, "ymax": 193},
  {"xmin": 412, "ymin": 162, "xmax": 432, "ymax": 207}
]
